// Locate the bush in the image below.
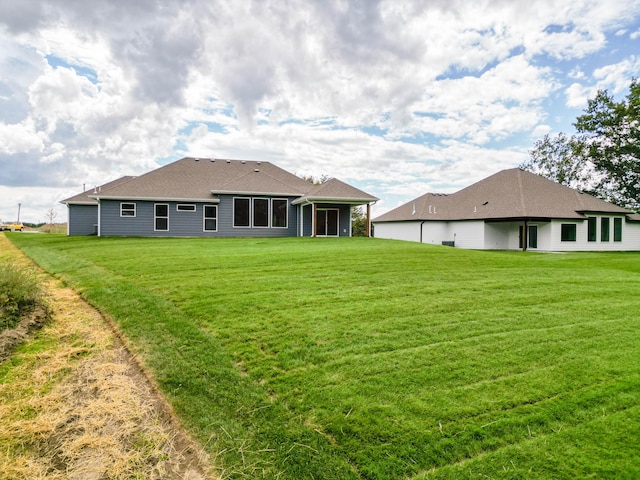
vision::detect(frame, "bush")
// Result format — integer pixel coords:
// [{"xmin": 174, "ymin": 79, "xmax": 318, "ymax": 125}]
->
[{"xmin": 0, "ymin": 262, "xmax": 42, "ymax": 332}]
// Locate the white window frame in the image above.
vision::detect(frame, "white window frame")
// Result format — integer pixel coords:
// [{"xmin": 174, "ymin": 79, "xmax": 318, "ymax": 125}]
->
[
  {"xmin": 272, "ymin": 198, "xmax": 288, "ymax": 228},
  {"xmin": 252, "ymin": 197, "xmax": 270, "ymax": 228},
  {"xmin": 177, "ymin": 204, "xmax": 196, "ymax": 212},
  {"xmin": 120, "ymin": 202, "xmax": 136, "ymax": 217},
  {"xmin": 154, "ymin": 203, "xmax": 169, "ymax": 231},
  {"xmin": 233, "ymin": 197, "xmax": 251, "ymax": 228},
  {"xmin": 203, "ymin": 205, "xmax": 218, "ymax": 232}
]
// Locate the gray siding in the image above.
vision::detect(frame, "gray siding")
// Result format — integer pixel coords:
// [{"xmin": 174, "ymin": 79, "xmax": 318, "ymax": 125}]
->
[
  {"xmin": 99, "ymin": 195, "xmax": 300, "ymax": 237},
  {"xmin": 68, "ymin": 205, "xmax": 98, "ymax": 236},
  {"xmin": 301, "ymin": 203, "xmax": 353, "ymax": 237}
]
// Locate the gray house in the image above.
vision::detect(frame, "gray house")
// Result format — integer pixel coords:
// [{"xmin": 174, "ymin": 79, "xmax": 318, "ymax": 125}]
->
[
  {"xmin": 373, "ymin": 168, "xmax": 640, "ymax": 251},
  {"xmin": 61, "ymin": 157, "xmax": 378, "ymax": 238}
]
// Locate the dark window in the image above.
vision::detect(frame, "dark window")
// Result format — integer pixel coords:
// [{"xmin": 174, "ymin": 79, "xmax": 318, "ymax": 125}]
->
[
  {"xmin": 614, "ymin": 217, "xmax": 622, "ymax": 242},
  {"xmin": 234, "ymin": 198, "xmax": 250, "ymax": 227},
  {"xmin": 272, "ymin": 199, "xmax": 288, "ymax": 228},
  {"xmin": 253, "ymin": 198, "xmax": 269, "ymax": 227},
  {"xmin": 528, "ymin": 225, "xmax": 538, "ymax": 249},
  {"xmin": 204, "ymin": 205, "xmax": 217, "ymax": 231},
  {"xmin": 177, "ymin": 204, "xmax": 196, "ymax": 212},
  {"xmin": 561, "ymin": 224, "xmax": 576, "ymax": 242},
  {"xmin": 601, "ymin": 217, "xmax": 610, "ymax": 241},
  {"xmin": 587, "ymin": 217, "xmax": 597, "ymax": 242},
  {"xmin": 120, "ymin": 203, "xmax": 136, "ymax": 217},
  {"xmin": 155, "ymin": 204, "xmax": 169, "ymax": 231}
]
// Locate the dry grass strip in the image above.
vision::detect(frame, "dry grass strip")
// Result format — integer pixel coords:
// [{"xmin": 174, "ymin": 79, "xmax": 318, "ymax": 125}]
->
[{"xmin": 0, "ymin": 234, "xmax": 215, "ymax": 479}]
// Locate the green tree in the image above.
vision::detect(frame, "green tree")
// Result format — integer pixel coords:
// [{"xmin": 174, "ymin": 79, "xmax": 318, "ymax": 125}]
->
[
  {"xmin": 522, "ymin": 79, "xmax": 640, "ymax": 210},
  {"xmin": 351, "ymin": 206, "xmax": 369, "ymax": 237}
]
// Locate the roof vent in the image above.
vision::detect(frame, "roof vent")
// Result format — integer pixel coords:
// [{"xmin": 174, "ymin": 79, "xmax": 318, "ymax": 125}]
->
[
  {"xmin": 242, "ymin": 160, "xmax": 246, "ymax": 164},
  {"xmin": 254, "ymin": 168, "xmax": 260, "ymax": 172},
  {"xmin": 257, "ymin": 161, "xmax": 261, "ymax": 165},
  {"xmin": 226, "ymin": 160, "xmax": 231, "ymax": 163},
  {"xmin": 210, "ymin": 159, "xmax": 215, "ymax": 162},
  {"xmin": 194, "ymin": 158, "xmax": 200, "ymax": 161},
  {"xmin": 482, "ymin": 201, "xmax": 489, "ymax": 205}
]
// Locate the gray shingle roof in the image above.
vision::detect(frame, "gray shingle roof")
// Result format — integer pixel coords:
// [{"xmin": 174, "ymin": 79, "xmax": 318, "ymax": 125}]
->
[
  {"xmin": 61, "ymin": 176, "xmax": 136, "ymax": 205},
  {"xmin": 373, "ymin": 168, "xmax": 631, "ymax": 223},
  {"xmin": 63, "ymin": 157, "xmax": 377, "ymax": 204}
]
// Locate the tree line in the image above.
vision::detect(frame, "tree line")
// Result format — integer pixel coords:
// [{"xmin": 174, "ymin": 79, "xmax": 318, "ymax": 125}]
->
[{"xmin": 520, "ymin": 79, "xmax": 640, "ymax": 211}]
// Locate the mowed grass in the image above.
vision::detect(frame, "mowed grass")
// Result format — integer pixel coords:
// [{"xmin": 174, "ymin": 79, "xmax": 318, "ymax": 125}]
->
[{"xmin": 6, "ymin": 233, "xmax": 640, "ymax": 479}]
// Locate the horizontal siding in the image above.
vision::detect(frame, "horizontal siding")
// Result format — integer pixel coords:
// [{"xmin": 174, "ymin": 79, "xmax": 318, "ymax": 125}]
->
[
  {"xmin": 549, "ymin": 216, "xmax": 640, "ymax": 251},
  {"xmin": 68, "ymin": 205, "xmax": 98, "ymax": 236},
  {"xmin": 374, "ymin": 222, "xmax": 421, "ymax": 242},
  {"xmin": 99, "ymin": 196, "xmax": 300, "ymax": 237}
]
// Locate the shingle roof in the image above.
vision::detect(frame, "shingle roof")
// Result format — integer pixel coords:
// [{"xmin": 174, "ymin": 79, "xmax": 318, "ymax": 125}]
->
[
  {"xmin": 61, "ymin": 176, "xmax": 136, "ymax": 205},
  {"xmin": 293, "ymin": 178, "xmax": 379, "ymax": 204},
  {"xmin": 373, "ymin": 168, "xmax": 631, "ymax": 223},
  {"xmin": 64, "ymin": 157, "xmax": 377, "ymax": 204}
]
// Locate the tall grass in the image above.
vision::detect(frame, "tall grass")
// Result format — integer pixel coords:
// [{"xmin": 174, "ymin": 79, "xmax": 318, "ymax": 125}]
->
[
  {"xmin": 7, "ymin": 233, "xmax": 640, "ymax": 479},
  {"xmin": 0, "ymin": 261, "xmax": 42, "ymax": 332}
]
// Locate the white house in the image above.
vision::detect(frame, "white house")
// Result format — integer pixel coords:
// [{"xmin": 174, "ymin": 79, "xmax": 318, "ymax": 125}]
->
[{"xmin": 372, "ymin": 168, "xmax": 640, "ymax": 251}]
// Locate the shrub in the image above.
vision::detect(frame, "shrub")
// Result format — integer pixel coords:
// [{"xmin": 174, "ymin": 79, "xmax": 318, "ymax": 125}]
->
[{"xmin": 0, "ymin": 262, "xmax": 42, "ymax": 332}]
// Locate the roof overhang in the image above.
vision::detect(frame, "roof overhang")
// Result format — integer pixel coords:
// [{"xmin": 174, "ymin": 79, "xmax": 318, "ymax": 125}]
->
[
  {"xmin": 91, "ymin": 195, "xmax": 220, "ymax": 203},
  {"xmin": 292, "ymin": 196, "xmax": 378, "ymax": 206},
  {"xmin": 211, "ymin": 190, "xmax": 301, "ymax": 197}
]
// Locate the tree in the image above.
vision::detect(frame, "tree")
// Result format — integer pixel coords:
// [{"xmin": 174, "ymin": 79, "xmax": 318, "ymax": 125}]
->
[
  {"xmin": 45, "ymin": 208, "xmax": 57, "ymax": 233},
  {"xmin": 351, "ymin": 206, "xmax": 369, "ymax": 237},
  {"xmin": 522, "ymin": 79, "xmax": 640, "ymax": 210}
]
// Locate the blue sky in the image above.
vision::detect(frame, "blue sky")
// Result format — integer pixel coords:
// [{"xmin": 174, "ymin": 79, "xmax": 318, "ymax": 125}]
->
[{"xmin": 1, "ymin": 0, "xmax": 639, "ymax": 223}]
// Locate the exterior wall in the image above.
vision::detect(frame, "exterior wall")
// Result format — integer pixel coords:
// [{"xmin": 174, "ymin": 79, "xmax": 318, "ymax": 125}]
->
[
  {"xmin": 446, "ymin": 221, "xmax": 485, "ymax": 249},
  {"xmin": 548, "ymin": 215, "xmax": 639, "ymax": 251},
  {"xmin": 375, "ymin": 216, "xmax": 640, "ymax": 251},
  {"xmin": 99, "ymin": 195, "xmax": 299, "ymax": 237},
  {"xmin": 373, "ymin": 222, "xmax": 421, "ymax": 242},
  {"xmin": 68, "ymin": 204, "xmax": 98, "ymax": 236}
]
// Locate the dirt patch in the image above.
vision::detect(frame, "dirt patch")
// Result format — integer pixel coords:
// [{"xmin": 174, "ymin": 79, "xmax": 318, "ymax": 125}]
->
[{"xmin": 0, "ymin": 235, "xmax": 216, "ymax": 479}]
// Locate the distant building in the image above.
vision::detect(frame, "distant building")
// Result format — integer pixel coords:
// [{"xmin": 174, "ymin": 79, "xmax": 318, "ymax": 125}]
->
[{"xmin": 373, "ymin": 168, "xmax": 640, "ymax": 251}]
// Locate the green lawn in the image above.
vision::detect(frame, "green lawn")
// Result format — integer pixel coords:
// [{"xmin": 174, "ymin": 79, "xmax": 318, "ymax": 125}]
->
[{"xmin": 6, "ymin": 234, "xmax": 640, "ymax": 479}]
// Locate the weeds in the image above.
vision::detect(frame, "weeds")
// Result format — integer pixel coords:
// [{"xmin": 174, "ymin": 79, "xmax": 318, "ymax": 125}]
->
[{"xmin": 0, "ymin": 261, "xmax": 42, "ymax": 332}]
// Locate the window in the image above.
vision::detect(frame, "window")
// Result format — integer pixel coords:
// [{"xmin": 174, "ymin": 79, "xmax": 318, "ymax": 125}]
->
[
  {"xmin": 253, "ymin": 198, "xmax": 269, "ymax": 227},
  {"xmin": 120, "ymin": 203, "xmax": 136, "ymax": 217},
  {"xmin": 561, "ymin": 224, "xmax": 576, "ymax": 242},
  {"xmin": 587, "ymin": 217, "xmax": 597, "ymax": 242},
  {"xmin": 528, "ymin": 225, "xmax": 538, "ymax": 249},
  {"xmin": 204, "ymin": 205, "xmax": 217, "ymax": 232},
  {"xmin": 177, "ymin": 204, "xmax": 196, "ymax": 212},
  {"xmin": 233, "ymin": 198, "xmax": 250, "ymax": 227},
  {"xmin": 155, "ymin": 204, "xmax": 169, "ymax": 231},
  {"xmin": 272, "ymin": 199, "xmax": 288, "ymax": 228},
  {"xmin": 601, "ymin": 217, "xmax": 610, "ymax": 242},
  {"xmin": 614, "ymin": 217, "xmax": 623, "ymax": 242}
]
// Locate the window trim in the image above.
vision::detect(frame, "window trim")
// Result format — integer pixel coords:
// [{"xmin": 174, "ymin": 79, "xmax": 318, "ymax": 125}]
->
[
  {"xmin": 272, "ymin": 198, "xmax": 288, "ymax": 228},
  {"xmin": 561, "ymin": 223, "xmax": 577, "ymax": 242},
  {"xmin": 587, "ymin": 216, "xmax": 597, "ymax": 242},
  {"xmin": 233, "ymin": 197, "xmax": 251, "ymax": 228},
  {"xmin": 154, "ymin": 203, "xmax": 169, "ymax": 231},
  {"xmin": 252, "ymin": 197, "xmax": 270, "ymax": 228},
  {"xmin": 177, "ymin": 204, "xmax": 196, "ymax": 212},
  {"xmin": 614, "ymin": 217, "xmax": 623, "ymax": 242},
  {"xmin": 120, "ymin": 202, "xmax": 136, "ymax": 217},
  {"xmin": 600, "ymin": 217, "xmax": 610, "ymax": 242},
  {"xmin": 203, "ymin": 205, "xmax": 217, "ymax": 232}
]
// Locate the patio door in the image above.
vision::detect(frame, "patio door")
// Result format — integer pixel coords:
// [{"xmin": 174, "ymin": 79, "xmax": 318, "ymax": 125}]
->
[{"xmin": 316, "ymin": 208, "xmax": 339, "ymax": 236}]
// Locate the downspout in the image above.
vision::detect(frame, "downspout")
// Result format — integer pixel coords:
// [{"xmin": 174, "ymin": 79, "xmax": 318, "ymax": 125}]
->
[
  {"xmin": 312, "ymin": 203, "xmax": 317, "ymax": 237},
  {"xmin": 97, "ymin": 198, "xmax": 102, "ymax": 237},
  {"xmin": 523, "ymin": 219, "xmax": 528, "ymax": 252},
  {"xmin": 420, "ymin": 221, "xmax": 426, "ymax": 243}
]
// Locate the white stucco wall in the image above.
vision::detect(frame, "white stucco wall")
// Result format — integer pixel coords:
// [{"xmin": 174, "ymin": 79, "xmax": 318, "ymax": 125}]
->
[{"xmin": 373, "ymin": 222, "xmax": 421, "ymax": 243}]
